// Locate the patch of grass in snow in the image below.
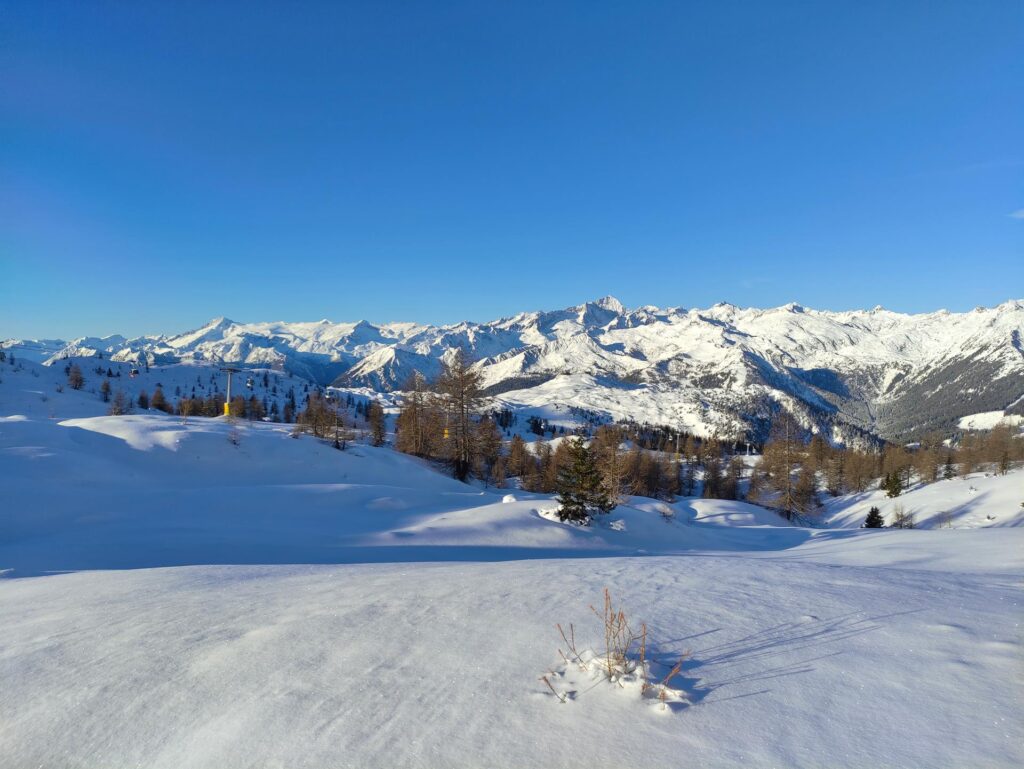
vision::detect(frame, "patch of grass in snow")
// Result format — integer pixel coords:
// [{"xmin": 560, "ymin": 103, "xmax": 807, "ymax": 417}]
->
[{"xmin": 542, "ymin": 589, "xmax": 690, "ymax": 711}]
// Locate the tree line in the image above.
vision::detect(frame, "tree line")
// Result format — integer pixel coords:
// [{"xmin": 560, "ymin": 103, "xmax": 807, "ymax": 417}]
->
[
  {"xmin": 392, "ymin": 358, "xmax": 1023, "ymax": 524},
  {"xmin": 59, "ymin": 352, "xmax": 1024, "ymax": 522}
]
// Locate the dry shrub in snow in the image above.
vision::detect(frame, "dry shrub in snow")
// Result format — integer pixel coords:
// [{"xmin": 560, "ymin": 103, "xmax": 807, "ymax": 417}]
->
[
  {"xmin": 542, "ymin": 588, "xmax": 689, "ymax": 710},
  {"xmin": 892, "ymin": 504, "xmax": 915, "ymax": 529}
]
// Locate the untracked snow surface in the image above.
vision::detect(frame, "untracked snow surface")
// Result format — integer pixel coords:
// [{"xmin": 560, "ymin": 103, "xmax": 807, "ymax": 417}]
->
[
  {"xmin": 821, "ymin": 470, "xmax": 1024, "ymax": 530},
  {"xmin": 1, "ymin": 405, "xmax": 1023, "ymax": 767}
]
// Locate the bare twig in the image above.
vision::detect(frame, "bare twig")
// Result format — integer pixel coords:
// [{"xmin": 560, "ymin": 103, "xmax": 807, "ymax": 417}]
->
[
  {"xmin": 540, "ymin": 674, "xmax": 566, "ymax": 703},
  {"xmin": 557, "ymin": 622, "xmax": 587, "ymax": 670},
  {"xmin": 639, "ymin": 623, "xmax": 649, "ymax": 695}
]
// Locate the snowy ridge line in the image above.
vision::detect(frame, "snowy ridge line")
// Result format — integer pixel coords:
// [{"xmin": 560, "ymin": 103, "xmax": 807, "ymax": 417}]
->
[{"xmin": 5, "ymin": 296, "xmax": 1024, "ymax": 441}]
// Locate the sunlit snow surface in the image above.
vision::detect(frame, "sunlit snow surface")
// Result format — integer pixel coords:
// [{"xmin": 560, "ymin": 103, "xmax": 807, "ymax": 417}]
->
[{"xmin": 1, "ymin": 376, "xmax": 1022, "ymax": 767}]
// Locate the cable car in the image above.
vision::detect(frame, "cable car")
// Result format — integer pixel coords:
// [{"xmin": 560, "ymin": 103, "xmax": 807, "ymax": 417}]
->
[
  {"xmin": 129, "ymin": 367, "xmax": 140, "ymax": 378},
  {"xmin": 245, "ymin": 377, "xmax": 255, "ymax": 390}
]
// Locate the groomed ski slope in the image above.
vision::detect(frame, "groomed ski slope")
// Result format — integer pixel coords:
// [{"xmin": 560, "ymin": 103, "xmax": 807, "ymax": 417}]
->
[{"xmin": 1, "ymin": 403, "xmax": 1022, "ymax": 766}]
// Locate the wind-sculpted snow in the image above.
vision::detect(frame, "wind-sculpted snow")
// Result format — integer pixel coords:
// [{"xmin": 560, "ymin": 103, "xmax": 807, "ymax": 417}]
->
[
  {"xmin": 2, "ymin": 411, "xmax": 1022, "ymax": 579},
  {"xmin": 1, "ymin": 411, "xmax": 1022, "ymax": 768},
  {"xmin": 6, "ymin": 297, "xmax": 1024, "ymax": 440}
]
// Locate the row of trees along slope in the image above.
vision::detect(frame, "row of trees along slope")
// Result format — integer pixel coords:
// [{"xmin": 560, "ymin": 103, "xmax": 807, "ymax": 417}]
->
[
  {"xmin": 40, "ymin": 353, "xmax": 1021, "ymax": 525},
  {"xmin": 388, "ymin": 351, "xmax": 1023, "ymax": 524}
]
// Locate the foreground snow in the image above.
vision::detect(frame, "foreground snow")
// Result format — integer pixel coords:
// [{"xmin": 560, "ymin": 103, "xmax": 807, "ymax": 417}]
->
[
  {"xmin": 3, "ymin": 556, "xmax": 1021, "ymax": 768},
  {"xmin": 2, "ymin": 411, "xmax": 1022, "ymax": 767}
]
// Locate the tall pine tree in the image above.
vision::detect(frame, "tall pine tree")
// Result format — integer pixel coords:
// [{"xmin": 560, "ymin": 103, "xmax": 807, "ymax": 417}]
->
[{"xmin": 555, "ymin": 438, "xmax": 614, "ymax": 524}]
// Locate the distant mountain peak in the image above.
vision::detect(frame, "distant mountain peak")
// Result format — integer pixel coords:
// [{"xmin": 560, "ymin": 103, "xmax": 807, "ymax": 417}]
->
[
  {"xmin": 17, "ymin": 297, "xmax": 1024, "ymax": 443},
  {"xmin": 591, "ymin": 295, "xmax": 625, "ymax": 313},
  {"xmin": 204, "ymin": 316, "xmax": 235, "ymax": 329}
]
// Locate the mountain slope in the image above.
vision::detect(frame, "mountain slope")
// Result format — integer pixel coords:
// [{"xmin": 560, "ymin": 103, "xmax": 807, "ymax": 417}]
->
[{"xmin": 6, "ymin": 298, "xmax": 1023, "ymax": 442}]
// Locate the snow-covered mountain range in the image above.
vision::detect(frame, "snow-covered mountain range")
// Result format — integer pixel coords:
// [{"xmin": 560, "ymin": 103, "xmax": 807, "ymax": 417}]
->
[{"xmin": 7, "ymin": 297, "xmax": 1024, "ymax": 442}]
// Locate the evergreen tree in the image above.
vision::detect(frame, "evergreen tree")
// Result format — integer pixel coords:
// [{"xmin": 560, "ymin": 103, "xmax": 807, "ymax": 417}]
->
[
  {"xmin": 863, "ymin": 506, "xmax": 885, "ymax": 528},
  {"xmin": 883, "ymin": 471, "xmax": 902, "ymax": 498},
  {"xmin": 942, "ymin": 454, "xmax": 958, "ymax": 479},
  {"xmin": 555, "ymin": 438, "xmax": 613, "ymax": 524}
]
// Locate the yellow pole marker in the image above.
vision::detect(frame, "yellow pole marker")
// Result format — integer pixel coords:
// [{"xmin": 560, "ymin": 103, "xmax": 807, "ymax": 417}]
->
[{"xmin": 219, "ymin": 366, "xmax": 239, "ymax": 418}]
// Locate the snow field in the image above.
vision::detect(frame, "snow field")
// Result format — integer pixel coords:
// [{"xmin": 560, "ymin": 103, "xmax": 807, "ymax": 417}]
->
[
  {"xmin": 2, "ymin": 555, "xmax": 1020, "ymax": 768},
  {"xmin": 1, "ymin": 368, "xmax": 1023, "ymax": 767},
  {"xmin": 820, "ymin": 470, "xmax": 1024, "ymax": 529}
]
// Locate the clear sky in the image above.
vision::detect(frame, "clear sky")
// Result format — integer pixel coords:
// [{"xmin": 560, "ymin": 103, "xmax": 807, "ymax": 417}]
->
[{"xmin": 2, "ymin": 1, "xmax": 1022, "ymax": 339}]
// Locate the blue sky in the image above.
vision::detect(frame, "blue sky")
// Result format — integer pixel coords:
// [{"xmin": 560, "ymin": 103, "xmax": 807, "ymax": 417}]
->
[{"xmin": 2, "ymin": 1, "xmax": 1022, "ymax": 339}]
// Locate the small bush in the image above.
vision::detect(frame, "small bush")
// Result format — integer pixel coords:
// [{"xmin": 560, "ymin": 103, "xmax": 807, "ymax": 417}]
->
[
  {"xmin": 891, "ymin": 504, "xmax": 915, "ymax": 529},
  {"xmin": 543, "ymin": 589, "xmax": 689, "ymax": 709}
]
